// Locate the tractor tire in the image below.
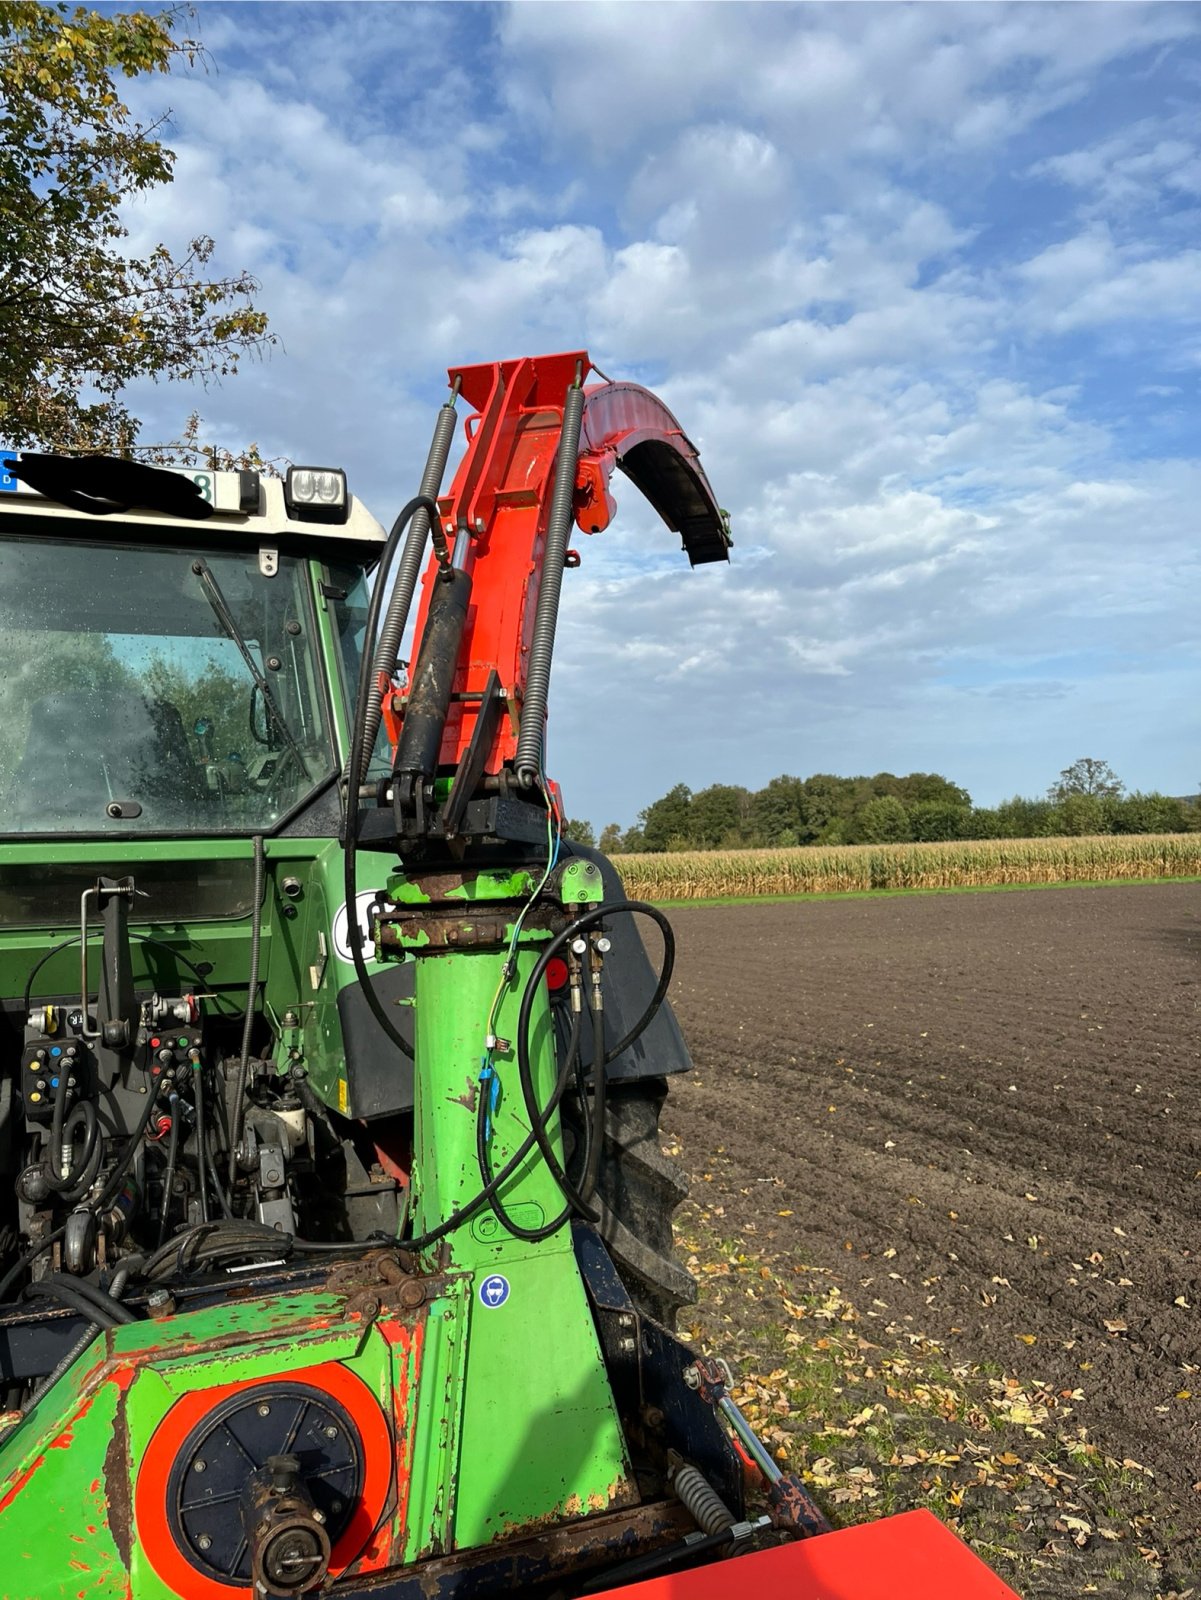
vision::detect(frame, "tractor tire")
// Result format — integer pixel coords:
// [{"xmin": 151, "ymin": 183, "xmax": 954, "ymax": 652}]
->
[{"xmin": 590, "ymin": 1077, "xmax": 697, "ymax": 1328}]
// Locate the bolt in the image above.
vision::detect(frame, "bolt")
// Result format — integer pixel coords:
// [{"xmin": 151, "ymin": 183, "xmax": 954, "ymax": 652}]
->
[
  {"xmin": 330, "ymin": 1498, "xmax": 343, "ymax": 1514},
  {"xmin": 197, "ymin": 1534, "xmax": 212, "ymax": 1551},
  {"xmin": 618, "ymin": 1313, "xmax": 635, "ymax": 1329},
  {"xmin": 683, "ymin": 1366, "xmax": 700, "ymax": 1389},
  {"xmin": 147, "ymin": 1288, "xmax": 174, "ymax": 1318},
  {"xmin": 474, "ymin": 516, "xmax": 485, "ymax": 533},
  {"xmin": 265, "ymin": 1170, "xmax": 281, "ymax": 1185},
  {"xmin": 193, "ymin": 1459, "xmax": 207, "ymax": 1473},
  {"xmin": 258, "ymin": 1403, "xmax": 271, "ymax": 1417},
  {"xmin": 324, "ymin": 1425, "xmax": 338, "ymax": 1440},
  {"xmin": 619, "ymin": 1336, "xmax": 637, "ymax": 1354},
  {"xmin": 312, "ymin": 1509, "xmax": 326, "ymax": 1525}
]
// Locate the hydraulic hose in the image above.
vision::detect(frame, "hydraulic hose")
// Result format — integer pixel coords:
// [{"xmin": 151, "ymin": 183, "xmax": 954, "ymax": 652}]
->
[
  {"xmin": 479, "ymin": 1006, "xmax": 585, "ymax": 1242},
  {"xmin": 0, "ymin": 1225, "xmax": 66, "ymax": 1304},
  {"xmin": 356, "ymin": 391, "xmax": 459, "ymax": 782},
  {"xmin": 583, "ymin": 968, "xmax": 607, "ymax": 1206},
  {"xmin": 43, "ymin": 1081, "xmax": 97, "ymax": 1195},
  {"xmin": 24, "ymin": 1273, "xmax": 137, "ymax": 1328},
  {"xmin": 59, "ymin": 1102, "xmax": 103, "ymax": 1205},
  {"xmin": 343, "ymin": 494, "xmax": 442, "ymax": 1063},
  {"xmin": 514, "ymin": 369, "xmax": 585, "ymax": 785},
  {"xmin": 502, "ymin": 901, "xmax": 675, "ymax": 1241},
  {"xmin": 227, "ymin": 834, "xmax": 266, "ymax": 1190},
  {"xmin": 192, "ymin": 1061, "xmax": 210, "ymax": 1224},
  {"xmin": 156, "ymin": 1095, "xmax": 181, "ymax": 1248}
]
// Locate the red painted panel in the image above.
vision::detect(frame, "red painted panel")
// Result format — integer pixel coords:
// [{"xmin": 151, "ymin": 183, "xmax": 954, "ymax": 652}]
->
[{"xmin": 588, "ymin": 1512, "xmax": 1021, "ymax": 1600}]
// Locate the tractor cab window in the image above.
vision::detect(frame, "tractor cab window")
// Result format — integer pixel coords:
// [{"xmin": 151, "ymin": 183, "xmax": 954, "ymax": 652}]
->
[
  {"xmin": 0, "ymin": 533, "xmax": 334, "ymax": 836},
  {"xmin": 327, "ymin": 559, "xmax": 394, "ymax": 780}
]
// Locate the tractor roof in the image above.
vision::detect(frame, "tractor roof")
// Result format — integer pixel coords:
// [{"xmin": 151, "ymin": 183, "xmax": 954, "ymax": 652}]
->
[{"xmin": 0, "ymin": 454, "xmax": 387, "ymax": 551}]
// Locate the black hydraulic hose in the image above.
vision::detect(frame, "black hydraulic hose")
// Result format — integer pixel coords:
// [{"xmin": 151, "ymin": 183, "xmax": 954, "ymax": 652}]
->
[
  {"xmin": 58, "ymin": 1102, "xmax": 102, "ymax": 1204},
  {"xmin": 343, "ymin": 494, "xmax": 442, "ymax": 1063},
  {"xmin": 227, "ymin": 834, "xmax": 266, "ymax": 1190},
  {"xmin": 203, "ymin": 1089, "xmax": 235, "ymax": 1220},
  {"xmin": 402, "ymin": 1026, "xmax": 588, "ymax": 1255},
  {"xmin": 514, "ymin": 369, "xmax": 585, "ymax": 785},
  {"xmin": 582, "ymin": 968, "xmax": 607, "ymax": 1206},
  {"xmin": 480, "ymin": 1007, "xmax": 586, "ymax": 1243},
  {"xmin": 509, "ymin": 901, "xmax": 674, "ymax": 1233},
  {"xmin": 515, "ymin": 987, "xmax": 597, "ymax": 1226},
  {"xmin": 156, "ymin": 1094, "xmax": 181, "ymax": 1248},
  {"xmin": 91, "ymin": 1077, "xmax": 162, "ymax": 1217},
  {"xmin": 192, "ymin": 1063, "xmax": 210, "ymax": 1224},
  {"xmin": 25, "ymin": 1275, "xmax": 136, "ymax": 1328},
  {"xmin": 356, "ymin": 393, "xmax": 459, "ymax": 782},
  {"xmin": 0, "ymin": 1225, "xmax": 66, "ymax": 1304},
  {"xmin": 42, "ymin": 1066, "xmax": 75, "ymax": 1192}
]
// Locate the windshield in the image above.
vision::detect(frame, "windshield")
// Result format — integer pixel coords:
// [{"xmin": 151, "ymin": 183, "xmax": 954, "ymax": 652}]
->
[
  {"xmin": 328, "ymin": 559, "xmax": 394, "ymax": 779},
  {"xmin": 0, "ymin": 534, "xmax": 335, "ymax": 835}
]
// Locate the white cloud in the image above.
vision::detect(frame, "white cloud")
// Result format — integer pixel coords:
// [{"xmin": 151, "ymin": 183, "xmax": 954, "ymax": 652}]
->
[{"xmin": 99, "ymin": 2, "xmax": 1201, "ymax": 825}]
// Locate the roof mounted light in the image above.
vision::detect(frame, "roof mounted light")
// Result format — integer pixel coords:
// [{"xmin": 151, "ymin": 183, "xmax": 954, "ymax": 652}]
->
[{"xmin": 284, "ymin": 464, "xmax": 348, "ymax": 524}]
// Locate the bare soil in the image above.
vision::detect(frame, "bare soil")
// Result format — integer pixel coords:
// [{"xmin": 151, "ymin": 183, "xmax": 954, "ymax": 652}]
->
[{"xmin": 661, "ymin": 883, "xmax": 1201, "ymax": 1597}]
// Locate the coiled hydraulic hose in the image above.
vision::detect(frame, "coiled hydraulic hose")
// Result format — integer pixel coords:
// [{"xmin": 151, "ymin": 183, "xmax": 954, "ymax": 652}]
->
[
  {"xmin": 355, "ymin": 390, "xmax": 459, "ymax": 783},
  {"xmin": 43, "ymin": 1082, "xmax": 99, "ymax": 1196},
  {"xmin": 514, "ymin": 369, "xmax": 585, "ymax": 786}
]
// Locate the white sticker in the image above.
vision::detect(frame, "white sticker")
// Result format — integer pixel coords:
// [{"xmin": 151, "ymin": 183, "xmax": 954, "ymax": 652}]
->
[
  {"xmin": 479, "ymin": 1274, "xmax": 510, "ymax": 1309},
  {"xmin": 332, "ymin": 890, "xmax": 386, "ymax": 966}
]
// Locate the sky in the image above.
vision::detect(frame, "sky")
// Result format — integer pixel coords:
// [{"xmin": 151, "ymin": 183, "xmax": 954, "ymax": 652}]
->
[{"xmin": 118, "ymin": 0, "xmax": 1201, "ymax": 830}]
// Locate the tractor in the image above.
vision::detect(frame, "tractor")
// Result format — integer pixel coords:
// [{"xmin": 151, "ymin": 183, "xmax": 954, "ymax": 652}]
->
[{"xmin": 0, "ymin": 352, "xmax": 1016, "ymax": 1598}]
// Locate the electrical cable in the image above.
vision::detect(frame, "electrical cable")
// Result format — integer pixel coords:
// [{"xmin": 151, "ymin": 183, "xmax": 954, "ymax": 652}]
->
[
  {"xmin": 227, "ymin": 834, "xmax": 265, "ymax": 1189},
  {"xmin": 21, "ymin": 931, "xmax": 229, "ymax": 1019},
  {"xmin": 343, "ymin": 493, "xmax": 441, "ymax": 1063}
]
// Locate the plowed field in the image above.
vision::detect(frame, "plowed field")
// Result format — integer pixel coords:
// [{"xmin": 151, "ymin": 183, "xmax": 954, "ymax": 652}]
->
[{"xmin": 662, "ymin": 883, "xmax": 1201, "ymax": 1593}]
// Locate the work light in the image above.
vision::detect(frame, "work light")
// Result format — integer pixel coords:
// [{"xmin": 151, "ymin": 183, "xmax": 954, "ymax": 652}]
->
[{"xmin": 284, "ymin": 464, "xmax": 348, "ymax": 523}]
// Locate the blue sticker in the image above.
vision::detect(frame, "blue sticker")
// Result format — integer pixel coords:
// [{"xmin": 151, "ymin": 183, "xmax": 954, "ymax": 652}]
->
[
  {"xmin": 0, "ymin": 453, "xmax": 18, "ymax": 494},
  {"xmin": 478, "ymin": 1273, "xmax": 510, "ymax": 1309}
]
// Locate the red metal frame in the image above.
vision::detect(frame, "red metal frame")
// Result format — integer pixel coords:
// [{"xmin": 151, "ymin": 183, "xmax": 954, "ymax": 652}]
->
[
  {"xmin": 590, "ymin": 1510, "xmax": 1021, "ymax": 1600},
  {"xmin": 381, "ymin": 350, "xmax": 726, "ymax": 781}
]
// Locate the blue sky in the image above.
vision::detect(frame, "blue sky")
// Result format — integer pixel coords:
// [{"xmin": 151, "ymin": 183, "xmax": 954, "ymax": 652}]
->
[{"xmin": 120, "ymin": 1, "xmax": 1201, "ymax": 829}]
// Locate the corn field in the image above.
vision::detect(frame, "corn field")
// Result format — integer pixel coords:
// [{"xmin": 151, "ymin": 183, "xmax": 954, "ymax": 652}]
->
[{"xmin": 614, "ymin": 833, "xmax": 1201, "ymax": 901}]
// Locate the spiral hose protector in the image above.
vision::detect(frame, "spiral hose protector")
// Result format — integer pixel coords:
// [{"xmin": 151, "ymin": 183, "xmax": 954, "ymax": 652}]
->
[
  {"xmin": 356, "ymin": 399, "xmax": 458, "ymax": 782},
  {"xmin": 670, "ymin": 1461, "xmax": 737, "ymax": 1537},
  {"xmin": 514, "ymin": 377, "xmax": 585, "ymax": 784}
]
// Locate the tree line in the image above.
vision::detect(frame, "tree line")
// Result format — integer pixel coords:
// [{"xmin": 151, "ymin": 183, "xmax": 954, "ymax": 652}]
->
[{"xmin": 564, "ymin": 759, "xmax": 1201, "ymax": 854}]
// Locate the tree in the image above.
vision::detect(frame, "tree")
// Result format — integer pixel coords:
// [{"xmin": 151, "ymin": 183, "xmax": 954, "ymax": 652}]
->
[
  {"xmin": 850, "ymin": 794, "xmax": 912, "ymax": 844},
  {"xmin": 908, "ymin": 800, "xmax": 968, "ymax": 842},
  {"xmin": 562, "ymin": 817, "xmax": 595, "ymax": 847},
  {"xmin": 687, "ymin": 783, "xmax": 750, "ymax": 849},
  {"xmin": 747, "ymin": 774, "xmax": 804, "ymax": 846},
  {"xmin": 1049, "ymin": 758, "xmax": 1123, "ymax": 803},
  {"xmin": 638, "ymin": 784, "xmax": 692, "ymax": 852},
  {"xmin": 598, "ymin": 822, "xmax": 623, "ymax": 855},
  {"xmin": 0, "ymin": 4, "xmax": 271, "ymax": 452}
]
